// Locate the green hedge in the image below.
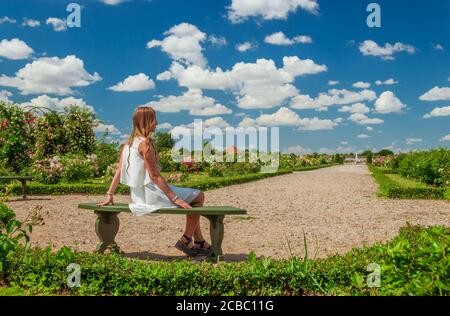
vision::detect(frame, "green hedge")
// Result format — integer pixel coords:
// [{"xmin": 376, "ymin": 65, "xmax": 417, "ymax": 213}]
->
[
  {"xmin": 291, "ymin": 163, "xmax": 340, "ymax": 172},
  {"xmin": 2, "ymin": 225, "xmax": 448, "ymax": 296},
  {"xmin": 369, "ymin": 165, "xmax": 448, "ymax": 200},
  {"xmin": 0, "ymin": 170, "xmax": 294, "ymax": 196}
]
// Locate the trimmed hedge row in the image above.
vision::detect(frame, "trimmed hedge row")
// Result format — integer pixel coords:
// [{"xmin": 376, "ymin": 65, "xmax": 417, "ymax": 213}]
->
[
  {"xmin": 2, "ymin": 225, "xmax": 449, "ymax": 296},
  {"xmin": 0, "ymin": 169, "xmax": 295, "ymax": 196},
  {"xmin": 291, "ymin": 163, "xmax": 340, "ymax": 172},
  {"xmin": 369, "ymin": 165, "xmax": 448, "ymax": 200}
]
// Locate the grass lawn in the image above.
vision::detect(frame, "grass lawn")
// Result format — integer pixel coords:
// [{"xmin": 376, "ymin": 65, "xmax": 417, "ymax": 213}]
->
[
  {"xmin": 0, "ymin": 286, "xmax": 25, "ymax": 296},
  {"xmin": 385, "ymin": 174, "xmax": 431, "ymax": 189}
]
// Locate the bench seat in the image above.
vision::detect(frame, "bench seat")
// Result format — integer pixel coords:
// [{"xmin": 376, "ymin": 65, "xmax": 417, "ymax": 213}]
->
[{"xmin": 78, "ymin": 203, "xmax": 246, "ymax": 262}]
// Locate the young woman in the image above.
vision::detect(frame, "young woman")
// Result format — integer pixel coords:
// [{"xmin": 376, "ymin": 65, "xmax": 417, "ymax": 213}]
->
[{"xmin": 97, "ymin": 106, "xmax": 210, "ymax": 257}]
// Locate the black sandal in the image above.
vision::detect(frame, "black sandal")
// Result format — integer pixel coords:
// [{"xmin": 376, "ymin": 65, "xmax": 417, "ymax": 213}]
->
[
  {"xmin": 175, "ymin": 235, "xmax": 196, "ymax": 257},
  {"xmin": 194, "ymin": 240, "xmax": 211, "ymax": 256}
]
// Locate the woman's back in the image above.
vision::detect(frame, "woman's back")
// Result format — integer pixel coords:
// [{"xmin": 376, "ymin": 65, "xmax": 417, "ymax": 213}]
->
[{"xmin": 120, "ymin": 137, "xmax": 152, "ymax": 188}]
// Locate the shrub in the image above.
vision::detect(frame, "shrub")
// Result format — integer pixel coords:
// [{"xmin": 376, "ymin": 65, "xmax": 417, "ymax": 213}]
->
[
  {"xmin": 1, "ymin": 225, "xmax": 448, "ymax": 296},
  {"xmin": 0, "ymin": 102, "xmax": 36, "ymax": 173},
  {"xmin": 394, "ymin": 149, "xmax": 450, "ymax": 186},
  {"xmin": 34, "ymin": 111, "xmax": 66, "ymax": 159},
  {"xmin": 29, "ymin": 156, "xmax": 64, "ymax": 184},
  {"xmin": 166, "ymin": 173, "xmax": 188, "ymax": 183},
  {"xmin": 207, "ymin": 163, "xmax": 225, "ymax": 177},
  {"xmin": 94, "ymin": 142, "xmax": 120, "ymax": 176},
  {"xmin": 60, "ymin": 153, "xmax": 98, "ymax": 183},
  {"xmin": 64, "ymin": 106, "xmax": 97, "ymax": 155},
  {"xmin": 158, "ymin": 150, "xmax": 180, "ymax": 172}
]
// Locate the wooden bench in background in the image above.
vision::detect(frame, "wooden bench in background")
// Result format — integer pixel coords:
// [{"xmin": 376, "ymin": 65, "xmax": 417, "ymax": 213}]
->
[
  {"xmin": 0, "ymin": 176, "xmax": 32, "ymax": 199},
  {"xmin": 78, "ymin": 203, "xmax": 247, "ymax": 262}
]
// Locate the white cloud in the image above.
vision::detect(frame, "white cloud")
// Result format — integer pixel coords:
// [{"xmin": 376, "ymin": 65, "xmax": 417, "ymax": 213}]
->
[
  {"xmin": 0, "ymin": 90, "xmax": 12, "ymax": 103},
  {"xmin": 357, "ymin": 134, "xmax": 369, "ymax": 139},
  {"xmin": 328, "ymin": 80, "xmax": 339, "ymax": 86},
  {"xmin": 406, "ymin": 138, "xmax": 422, "ymax": 145},
  {"xmin": 100, "ymin": 0, "xmax": 126, "ymax": 4},
  {"xmin": 338, "ymin": 102, "xmax": 370, "ymax": 114},
  {"xmin": 46, "ymin": 17, "xmax": 67, "ymax": 32},
  {"xmin": 286, "ymin": 145, "xmax": 312, "ymax": 155},
  {"xmin": 160, "ymin": 56, "xmax": 326, "ymax": 109},
  {"xmin": 419, "ymin": 86, "xmax": 450, "ymax": 101},
  {"xmin": 20, "ymin": 94, "xmax": 95, "ymax": 112},
  {"xmin": 94, "ymin": 122, "xmax": 121, "ymax": 135},
  {"xmin": 140, "ymin": 89, "xmax": 232, "ymax": 116},
  {"xmin": 254, "ymin": 107, "xmax": 338, "ymax": 130},
  {"xmin": 170, "ymin": 117, "xmax": 231, "ymax": 138},
  {"xmin": 227, "ymin": 0, "xmax": 319, "ymax": 23},
  {"xmin": 340, "ymin": 141, "xmax": 348, "ymax": 145},
  {"xmin": 366, "ymin": 126, "xmax": 373, "ymax": 131},
  {"xmin": 157, "ymin": 123, "xmax": 173, "ymax": 130},
  {"xmin": 235, "ymin": 41, "xmax": 258, "ymax": 52},
  {"xmin": 0, "ymin": 17, "xmax": 16, "ymax": 24},
  {"xmin": 359, "ymin": 40, "xmax": 415, "ymax": 60},
  {"xmin": 374, "ymin": 91, "xmax": 406, "ymax": 114},
  {"xmin": 290, "ymin": 89, "xmax": 376, "ymax": 111},
  {"xmin": 440, "ymin": 134, "xmax": 450, "ymax": 142},
  {"xmin": 22, "ymin": 18, "xmax": 40, "ymax": 27},
  {"xmin": 433, "ymin": 44, "xmax": 444, "ymax": 51},
  {"xmin": 0, "ymin": 55, "xmax": 101, "ymax": 95},
  {"xmin": 208, "ymin": 35, "xmax": 227, "ymax": 47},
  {"xmin": 108, "ymin": 73, "xmax": 155, "ymax": 92},
  {"xmin": 147, "ymin": 23, "xmax": 207, "ymax": 67},
  {"xmin": 264, "ymin": 32, "xmax": 312, "ymax": 45},
  {"xmin": 375, "ymin": 78, "xmax": 398, "ymax": 86},
  {"xmin": 348, "ymin": 113, "xmax": 384, "ymax": 125},
  {"xmin": 0, "ymin": 38, "xmax": 34, "ymax": 60},
  {"xmin": 423, "ymin": 106, "xmax": 450, "ymax": 118},
  {"xmin": 353, "ymin": 81, "xmax": 371, "ymax": 89}
]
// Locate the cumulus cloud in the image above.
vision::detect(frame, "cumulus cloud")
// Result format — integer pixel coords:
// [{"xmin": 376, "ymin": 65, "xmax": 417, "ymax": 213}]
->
[
  {"xmin": 433, "ymin": 44, "xmax": 444, "ymax": 51},
  {"xmin": 157, "ymin": 123, "xmax": 173, "ymax": 130},
  {"xmin": 286, "ymin": 145, "xmax": 312, "ymax": 155},
  {"xmin": 20, "ymin": 94, "xmax": 95, "ymax": 112},
  {"xmin": 0, "ymin": 38, "xmax": 34, "ymax": 60},
  {"xmin": 338, "ymin": 102, "xmax": 370, "ymax": 114},
  {"xmin": 0, "ymin": 55, "xmax": 101, "ymax": 95},
  {"xmin": 406, "ymin": 138, "xmax": 422, "ymax": 145},
  {"xmin": 423, "ymin": 106, "xmax": 450, "ymax": 118},
  {"xmin": 94, "ymin": 122, "xmax": 121, "ymax": 135},
  {"xmin": 22, "ymin": 18, "xmax": 40, "ymax": 27},
  {"xmin": 46, "ymin": 17, "xmax": 67, "ymax": 31},
  {"xmin": 357, "ymin": 134, "xmax": 369, "ymax": 139},
  {"xmin": 147, "ymin": 23, "xmax": 207, "ymax": 67},
  {"xmin": 108, "ymin": 73, "xmax": 155, "ymax": 92},
  {"xmin": 440, "ymin": 134, "xmax": 450, "ymax": 142},
  {"xmin": 375, "ymin": 78, "xmax": 398, "ymax": 86},
  {"xmin": 419, "ymin": 86, "xmax": 450, "ymax": 101},
  {"xmin": 235, "ymin": 41, "xmax": 258, "ymax": 52},
  {"xmin": 348, "ymin": 113, "xmax": 384, "ymax": 125},
  {"xmin": 227, "ymin": 0, "xmax": 319, "ymax": 23},
  {"xmin": 253, "ymin": 107, "xmax": 338, "ymax": 130},
  {"xmin": 374, "ymin": 91, "xmax": 406, "ymax": 114},
  {"xmin": 159, "ymin": 56, "xmax": 326, "ymax": 109},
  {"xmin": 290, "ymin": 89, "xmax": 376, "ymax": 111},
  {"xmin": 140, "ymin": 89, "xmax": 232, "ymax": 116},
  {"xmin": 207, "ymin": 35, "xmax": 228, "ymax": 47},
  {"xmin": 264, "ymin": 32, "xmax": 312, "ymax": 45},
  {"xmin": 353, "ymin": 81, "xmax": 371, "ymax": 89},
  {"xmin": 0, "ymin": 90, "xmax": 13, "ymax": 103},
  {"xmin": 100, "ymin": 0, "xmax": 126, "ymax": 4},
  {"xmin": 328, "ymin": 80, "xmax": 339, "ymax": 86},
  {"xmin": 359, "ymin": 40, "xmax": 415, "ymax": 60},
  {"xmin": 0, "ymin": 17, "xmax": 16, "ymax": 24}
]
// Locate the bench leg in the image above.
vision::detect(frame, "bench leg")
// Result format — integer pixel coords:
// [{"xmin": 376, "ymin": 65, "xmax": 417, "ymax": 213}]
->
[
  {"xmin": 21, "ymin": 180, "xmax": 27, "ymax": 200},
  {"xmin": 94, "ymin": 211, "xmax": 120, "ymax": 254},
  {"xmin": 205, "ymin": 215, "xmax": 225, "ymax": 263}
]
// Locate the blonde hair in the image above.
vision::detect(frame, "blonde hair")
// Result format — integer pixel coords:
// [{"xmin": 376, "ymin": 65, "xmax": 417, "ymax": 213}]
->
[{"xmin": 126, "ymin": 106, "xmax": 159, "ymax": 175}]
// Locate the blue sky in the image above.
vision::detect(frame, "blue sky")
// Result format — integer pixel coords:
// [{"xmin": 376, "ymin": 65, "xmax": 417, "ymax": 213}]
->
[{"xmin": 0, "ymin": 0, "xmax": 449, "ymax": 154}]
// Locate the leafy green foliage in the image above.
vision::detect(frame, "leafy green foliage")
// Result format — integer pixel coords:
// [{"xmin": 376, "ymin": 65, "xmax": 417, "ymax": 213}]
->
[
  {"xmin": 153, "ymin": 132, "xmax": 175, "ymax": 152},
  {"xmin": 2, "ymin": 225, "xmax": 448, "ymax": 296},
  {"xmin": 64, "ymin": 106, "xmax": 97, "ymax": 155},
  {"xmin": 369, "ymin": 165, "xmax": 447, "ymax": 200}
]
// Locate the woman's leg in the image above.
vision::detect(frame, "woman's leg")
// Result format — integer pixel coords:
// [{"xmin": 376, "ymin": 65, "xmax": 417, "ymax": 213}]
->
[{"xmin": 180, "ymin": 191, "xmax": 205, "ymax": 246}]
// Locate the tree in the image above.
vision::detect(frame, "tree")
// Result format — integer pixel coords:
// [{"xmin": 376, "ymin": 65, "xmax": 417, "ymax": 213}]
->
[
  {"xmin": 34, "ymin": 111, "xmax": 67, "ymax": 159},
  {"xmin": 153, "ymin": 132, "xmax": 175, "ymax": 152},
  {"xmin": 377, "ymin": 149, "xmax": 394, "ymax": 156}
]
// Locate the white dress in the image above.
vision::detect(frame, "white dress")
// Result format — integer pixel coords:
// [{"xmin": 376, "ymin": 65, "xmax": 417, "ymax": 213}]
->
[{"xmin": 119, "ymin": 136, "xmax": 200, "ymax": 216}]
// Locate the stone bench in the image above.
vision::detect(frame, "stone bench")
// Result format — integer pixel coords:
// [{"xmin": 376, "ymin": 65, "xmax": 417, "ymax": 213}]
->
[{"xmin": 78, "ymin": 203, "xmax": 247, "ymax": 262}]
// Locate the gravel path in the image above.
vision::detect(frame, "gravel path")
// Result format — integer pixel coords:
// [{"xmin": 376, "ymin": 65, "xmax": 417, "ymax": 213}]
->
[{"xmin": 6, "ymin": 164, "xmax": 449, "ymax": 261}]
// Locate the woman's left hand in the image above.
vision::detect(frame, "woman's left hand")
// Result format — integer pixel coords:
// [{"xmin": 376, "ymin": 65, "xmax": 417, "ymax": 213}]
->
[{"xmin": 97, "ymin": 194, "xmax": 114, "ymax": 206}]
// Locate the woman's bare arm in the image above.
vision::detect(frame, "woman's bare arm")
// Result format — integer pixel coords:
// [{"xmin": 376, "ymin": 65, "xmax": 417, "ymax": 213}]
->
[
  {"xmin": 97, "ymin": 146, "xmax": 124, "ymax": 206},
  {"xmin": 140, "ymin": 141, "xmax": 191, "ymax": 209}
]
